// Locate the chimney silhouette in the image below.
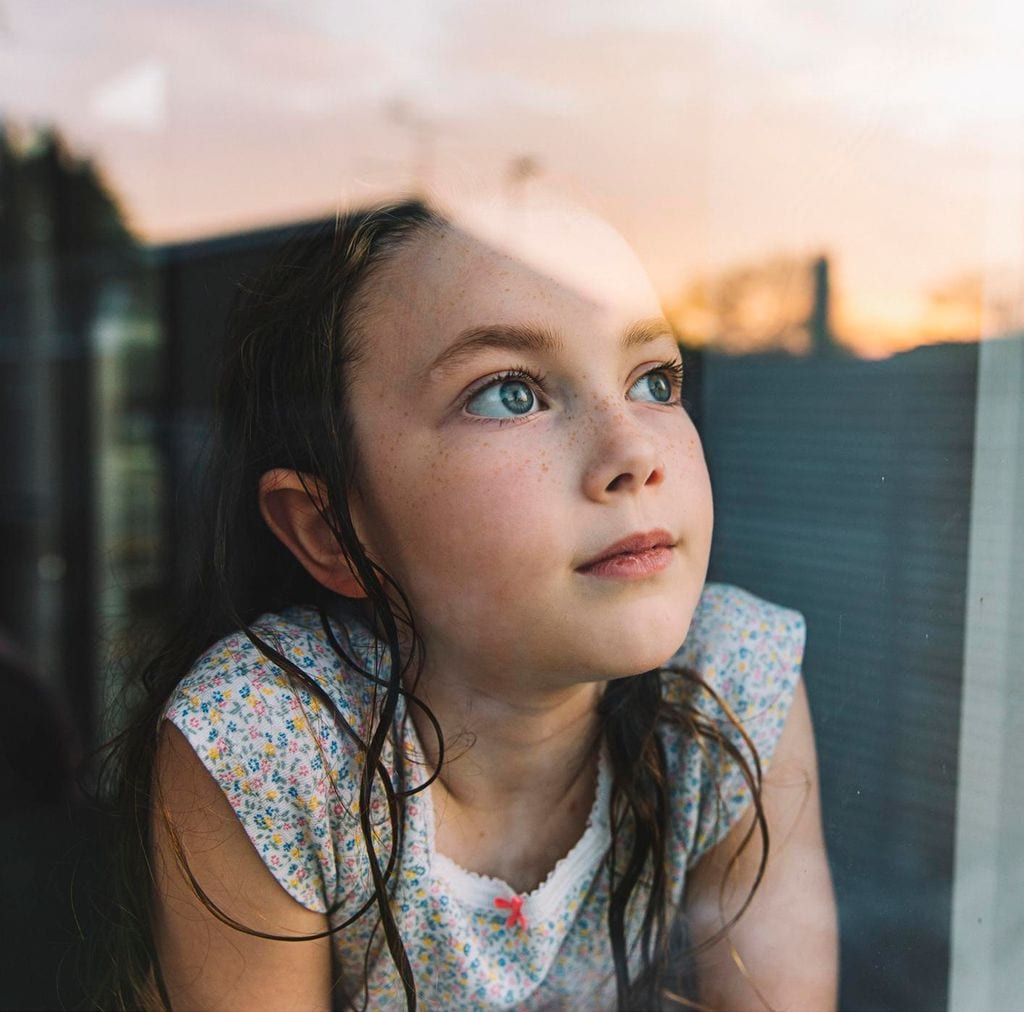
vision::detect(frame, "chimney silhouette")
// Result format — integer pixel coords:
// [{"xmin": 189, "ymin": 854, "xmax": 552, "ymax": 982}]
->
[{"xmin": 809, "ymin": 254, "xmax": 833, "ymax": 355}]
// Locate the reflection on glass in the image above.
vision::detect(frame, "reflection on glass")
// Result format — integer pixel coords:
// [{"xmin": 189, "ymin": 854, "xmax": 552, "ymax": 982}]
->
[{"xmin": 0, "ymin": 2, "xmax": 1021, "ymax": 1007}]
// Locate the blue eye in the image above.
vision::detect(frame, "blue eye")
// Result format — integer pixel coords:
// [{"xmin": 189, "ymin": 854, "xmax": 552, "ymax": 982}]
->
[
  {"xmin": 465, "ymin": 374, "xmax": 540, "ymax": 419},
  {"xmin": 629, "ymin": 362, "xmax": 684, "ymax": 404}
]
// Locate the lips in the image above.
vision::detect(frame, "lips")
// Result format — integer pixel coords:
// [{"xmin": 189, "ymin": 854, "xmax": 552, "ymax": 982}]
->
[{"xmin": 577, "ymin": 529, "xmax": 675, "ymax": 570}]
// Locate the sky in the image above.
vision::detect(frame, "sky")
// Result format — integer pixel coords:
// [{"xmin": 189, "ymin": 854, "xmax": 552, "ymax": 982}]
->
[{"xmin": 1, "ymin": 0, "xmax": 1022, "ymax": 356}]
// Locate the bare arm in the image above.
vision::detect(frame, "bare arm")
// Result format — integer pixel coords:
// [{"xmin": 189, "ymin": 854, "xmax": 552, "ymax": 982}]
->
[
  {"xmin": 150, "ymin": 721, "xmax": 333, "ymax": 1011},
  {"xmin": 684, "ymin": 680, "xmax": 838, "ymax": 1010}
]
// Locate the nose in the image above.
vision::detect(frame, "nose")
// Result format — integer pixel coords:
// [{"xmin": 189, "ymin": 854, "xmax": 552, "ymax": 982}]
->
[{"xmin": 579, "ymin": 400, "xmax": 666, "ymax": 503}]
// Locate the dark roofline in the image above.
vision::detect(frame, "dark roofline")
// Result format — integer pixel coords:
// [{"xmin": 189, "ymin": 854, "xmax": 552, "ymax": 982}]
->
[{"xmin": 144, "ymin": 214, "xmax": 335, "ymax": 266}]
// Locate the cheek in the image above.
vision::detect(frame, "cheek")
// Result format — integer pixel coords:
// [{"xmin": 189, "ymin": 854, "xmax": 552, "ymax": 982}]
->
[
  {"xmin": 688, "ymin": 441, "xmax": 715, "ymax": 556},
  {"xmin": 661, "ymin": 419, "xmax": 714, "ymax": 548},
  {"xmin": 367, "ymin": 434, "xmax": 564, "ymax": 607},
  {"xmin": 676, "ymin": 418, "xmax": 712, "ymax": 489}
]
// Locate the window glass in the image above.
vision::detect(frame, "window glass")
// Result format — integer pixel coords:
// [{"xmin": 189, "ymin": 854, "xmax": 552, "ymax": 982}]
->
[{"xmin": 1, "ymin": 3, "xmax": 1020, "ymax": 1008}]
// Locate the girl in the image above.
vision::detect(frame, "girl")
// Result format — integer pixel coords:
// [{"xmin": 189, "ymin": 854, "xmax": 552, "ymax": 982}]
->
[{"xmin": 107, "ymin": 192, "xmax": 837, "ymax": 1010}]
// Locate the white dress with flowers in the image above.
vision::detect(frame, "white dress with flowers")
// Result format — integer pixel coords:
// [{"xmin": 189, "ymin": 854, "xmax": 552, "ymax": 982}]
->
[{"xmin": 164, "ymin": 582, "xmax": 805, "ymax": 1010}]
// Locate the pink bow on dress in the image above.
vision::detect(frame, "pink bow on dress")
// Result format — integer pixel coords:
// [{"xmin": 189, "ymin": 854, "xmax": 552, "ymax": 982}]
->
[{"xmin": 494, "ymin": 894, "xmax": 528, "ymax": 930}]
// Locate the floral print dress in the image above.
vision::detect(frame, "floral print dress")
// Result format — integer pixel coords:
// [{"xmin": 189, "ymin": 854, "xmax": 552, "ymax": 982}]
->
[{"xmin": 165, "ymin": 582, "xmax": 805, "ymax": 1010}]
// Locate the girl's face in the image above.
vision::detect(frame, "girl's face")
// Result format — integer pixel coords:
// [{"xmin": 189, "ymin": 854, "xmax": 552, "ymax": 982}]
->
[{"xmin": 346, "ymin": 202, "xmax": 713, "ymax": 693}]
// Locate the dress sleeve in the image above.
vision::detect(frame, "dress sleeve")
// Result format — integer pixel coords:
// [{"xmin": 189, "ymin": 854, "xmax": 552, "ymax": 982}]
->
[
  {"xmin": 663, "ymin": 583, "xmax": 806, "ymax": 870},
  {"xmin": 163, "ymin": 612, "xmax": 388, "ymax": 914}
]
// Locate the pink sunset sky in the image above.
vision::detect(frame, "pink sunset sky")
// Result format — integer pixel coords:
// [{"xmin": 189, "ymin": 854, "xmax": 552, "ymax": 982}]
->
[{"xmin": 1, "ymin": 0, "xmax": 1021, "ymax": 356}]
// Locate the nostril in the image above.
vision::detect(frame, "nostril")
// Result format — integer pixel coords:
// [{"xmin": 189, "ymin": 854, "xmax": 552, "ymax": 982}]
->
[{"xmin": 606, "ymin": 466, "xmax": 660, "ymax": 494}]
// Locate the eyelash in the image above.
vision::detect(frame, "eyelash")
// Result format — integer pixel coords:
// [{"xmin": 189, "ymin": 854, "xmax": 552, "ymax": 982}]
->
[{"xmin": 463, "ymin": 359, "xmax": 687, "ymax": 427}]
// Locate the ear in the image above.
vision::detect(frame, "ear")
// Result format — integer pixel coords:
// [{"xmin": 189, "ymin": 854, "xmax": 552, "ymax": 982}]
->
[{"xmin": 258, "ymin": 468, "xmax": 368, "ymax": 599}]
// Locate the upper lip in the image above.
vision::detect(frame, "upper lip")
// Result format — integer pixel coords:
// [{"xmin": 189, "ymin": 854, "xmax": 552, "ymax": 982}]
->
[{"xmin": 577, "ymin": 529, "xmax": 675, "ymax": 569}]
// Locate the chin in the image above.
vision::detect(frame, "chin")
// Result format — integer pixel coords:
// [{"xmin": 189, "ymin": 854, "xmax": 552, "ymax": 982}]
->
[
  {"xmin": 611, "ymin": 596, "xmax": 699, "ymax": 675},
  {"xmin": 581, "ymin": 621, "xmax": 693, "ymax": 680}
]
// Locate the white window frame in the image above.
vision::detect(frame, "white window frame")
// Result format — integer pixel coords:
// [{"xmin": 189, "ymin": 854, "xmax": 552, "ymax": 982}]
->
[{"xmin": 948, "ymin": 124, "xmax": 1024, "ymax": 1010}]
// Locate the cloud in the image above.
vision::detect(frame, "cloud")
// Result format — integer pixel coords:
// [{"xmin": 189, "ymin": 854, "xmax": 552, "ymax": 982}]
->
[{"xmin": 90, "ymin": 59, "xmax": 167, "ymax": 132}]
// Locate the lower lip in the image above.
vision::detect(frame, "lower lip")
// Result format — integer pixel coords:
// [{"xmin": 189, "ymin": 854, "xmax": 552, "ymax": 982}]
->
[{"xmin": 578, "ymin": 545, "xmax": 673, "ymax": 580}]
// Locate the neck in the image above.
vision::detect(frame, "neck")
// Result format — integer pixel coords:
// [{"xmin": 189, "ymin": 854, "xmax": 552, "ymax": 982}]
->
[{"xmin": 406, "ymin": 670, "xmax": 606, "ymax": 815}]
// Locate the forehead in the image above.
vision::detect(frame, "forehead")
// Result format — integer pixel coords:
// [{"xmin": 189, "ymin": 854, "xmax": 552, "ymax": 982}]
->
[{"xmin": 360, "ymin": 205, "xmax": 664, "ymax": 371}]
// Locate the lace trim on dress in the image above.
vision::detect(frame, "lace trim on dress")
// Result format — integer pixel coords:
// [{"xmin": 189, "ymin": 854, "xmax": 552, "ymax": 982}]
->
[{"xmin": 416, "ymin": 727, "xmax": 613, "ymax": 924}]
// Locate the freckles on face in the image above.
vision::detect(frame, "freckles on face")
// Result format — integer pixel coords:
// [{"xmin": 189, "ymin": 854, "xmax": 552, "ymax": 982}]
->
[
  {"xmin": 368, "ymin": 424, "xmax": 567, "ymax": 619},
  {"xmin": 353, "ymin": 392, "xmax": 709, "ymax": 680},
  {"xmin": 345, "ymin": 209, "xmax": 713, "ymax": 681}
]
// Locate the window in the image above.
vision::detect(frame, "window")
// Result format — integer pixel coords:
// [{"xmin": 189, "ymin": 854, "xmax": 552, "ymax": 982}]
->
[{"xmin": 1, "ymin": 4, "xmax": 1020, "ymax": 1008}]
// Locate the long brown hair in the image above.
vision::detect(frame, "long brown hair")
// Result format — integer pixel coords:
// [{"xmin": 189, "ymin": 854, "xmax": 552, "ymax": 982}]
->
[{"xmin": 95, "ymin": 198, "xmax": 769, "ymax": 1011}]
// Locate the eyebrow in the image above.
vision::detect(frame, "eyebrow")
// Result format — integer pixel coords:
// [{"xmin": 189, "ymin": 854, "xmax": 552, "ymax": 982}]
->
[{"xmin": 424, "ymin": 316, "xmax": 679, "ymax": 381}]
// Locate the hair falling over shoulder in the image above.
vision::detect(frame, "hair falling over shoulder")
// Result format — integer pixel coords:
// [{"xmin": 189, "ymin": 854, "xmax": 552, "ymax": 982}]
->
[{"xmin": 92, "ymin": 199, "xmax": 770, "ymax": 1012}]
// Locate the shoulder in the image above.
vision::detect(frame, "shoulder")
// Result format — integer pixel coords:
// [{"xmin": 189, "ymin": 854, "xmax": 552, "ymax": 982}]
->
[
  {"xmin": 150, "ymin": 719, "xmax": 334, "ymax": 1010},
  {"xmin": 171, "ymin": 606, "xmax": 371, "ymax": 703},
  {"xmin": 166, "ymin": 606, "xmax": 383, "ymax": 743},
  {"xmin": 660, "ymin": 582, "xmax": 808, "ymax": 868},
  {"xmin": 663, "ymin": 581, "xmax": 806, "ymax": 720},
  {"xmin": 162, "ymin": 606, "xmax": 386, "ymax": 912}
]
